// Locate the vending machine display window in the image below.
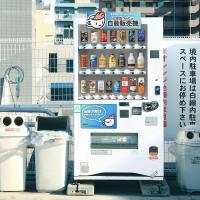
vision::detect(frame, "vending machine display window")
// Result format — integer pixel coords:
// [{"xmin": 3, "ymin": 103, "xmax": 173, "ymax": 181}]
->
[{"xmin": 78, "ymin": 25, "xmax": 148, "ymax": 100}]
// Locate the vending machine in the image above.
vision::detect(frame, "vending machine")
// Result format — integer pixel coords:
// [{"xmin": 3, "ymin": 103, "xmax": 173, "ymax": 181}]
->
[{"xmin": 74, "ymin": 12, "xmax": 163, "ymax": 181}]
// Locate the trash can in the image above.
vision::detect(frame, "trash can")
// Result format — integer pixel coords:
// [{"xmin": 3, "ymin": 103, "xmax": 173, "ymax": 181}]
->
[
  {"xmin": 0, "ymin": 115, "xmax": 29, "ymax": 191},
  {"xmin": 32, "ymin": 116, "xmax": 71, "ymax": 193},
  {"xmin": 170, "ymin": 125, "xmax": 200, "ymax": 192}
]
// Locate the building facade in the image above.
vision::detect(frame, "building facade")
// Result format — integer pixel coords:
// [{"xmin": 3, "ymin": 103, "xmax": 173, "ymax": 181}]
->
[
  {"xmin": 0, "ymin": 0, "xmax": 33, "ymax": 104},
  {"xmin": 54, "ymin": 0, "xmax": 99, "ymax": 44},
  {"xmin": 100, "ymin": 0, "xmax": 200, "ymax": 36},
  {"xmin": 33, "ymin": 0, "xmax": 99, "ymax": 107}
]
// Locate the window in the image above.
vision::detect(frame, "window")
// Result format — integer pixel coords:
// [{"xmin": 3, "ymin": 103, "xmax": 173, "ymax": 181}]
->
[
  {"xmin": 64, "ymin": 29, "xmax": 73, "ymax": 39},
  {"xmin": 104, "ymin": 2, "xmax": 112, "ymax": 9},
  {"xmin": 66, "ymin": 59, "xmax": 73, "ymax": 72},
  {"xmin": 51, "ymin": 83, "xmax": 73, "ymax": 101},
  {"xmin": 49, "ymin": 53, "xmax": 57, "ymax": 72},
  {"xmin": 140, "ymin": 1, "xmax": 146, "ymax": 7},
  {"xmin": 146, "ymin": 2, "xmax": 153, "ymax": 7},
  {"xmin": 131, "ymin": 2, "xmax": 140, "ymax": 7}
]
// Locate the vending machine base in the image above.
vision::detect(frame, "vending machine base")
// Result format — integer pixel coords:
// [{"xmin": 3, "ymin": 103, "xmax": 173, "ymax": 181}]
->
[
  {"xmin": 139, "ymin": 179, "xmax": 170, "ymax": 196},
  {"xmin": 67, "ymin": 183, "xmax": 95, "ymax": 196},
  {"xmin": 74, "ymin": 175, "xmax": 163, "ymax": 181}
]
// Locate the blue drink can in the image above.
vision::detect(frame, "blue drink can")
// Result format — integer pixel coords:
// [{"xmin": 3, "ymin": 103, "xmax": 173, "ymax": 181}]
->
[
  {"xmin": 138, "ymin": 29, "xmax": 145, "ymax": 43},
  {"xmin": 90, "ymin": 55, "xmax": 97, "ymax": 68},
  {"xmin": 129, "ymin": 30, "xmax": 135, "ymax": 42},
  {"xmin": 113, "ymin": 80, "xmax": 120, "ymax": 94}
]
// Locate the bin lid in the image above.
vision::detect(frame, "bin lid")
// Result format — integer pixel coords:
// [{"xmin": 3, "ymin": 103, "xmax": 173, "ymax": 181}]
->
[
  {"xmin": 0, "ymin": 115, "xmax": 29, "ymax": 137},
  {"xmin": 175, "ymin": 125, "xmax": 200, "ymax": 146},
  {"xmin": 36, "ymin": 116, "xmax": 69, "ymax": 131}
]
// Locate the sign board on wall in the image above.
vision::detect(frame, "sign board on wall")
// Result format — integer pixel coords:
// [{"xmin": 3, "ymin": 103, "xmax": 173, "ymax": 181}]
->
[{"xmin": 164, "ymin": 39, "xmax": 200, "ymax": 140}]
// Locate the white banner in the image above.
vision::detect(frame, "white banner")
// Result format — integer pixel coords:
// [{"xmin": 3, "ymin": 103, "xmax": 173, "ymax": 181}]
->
[{"xmin": 164, "ymin": 39, "xmax": 200, "ymax": 140}]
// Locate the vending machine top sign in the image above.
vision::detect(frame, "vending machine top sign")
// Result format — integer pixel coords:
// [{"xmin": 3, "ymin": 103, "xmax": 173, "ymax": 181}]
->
[{"xmin": 86, "ymin": 11, "xmax": 141, "ymax": 30}]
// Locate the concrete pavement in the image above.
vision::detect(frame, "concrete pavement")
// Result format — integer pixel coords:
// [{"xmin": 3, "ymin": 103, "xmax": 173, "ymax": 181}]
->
[{"xmin": 0, "ymin": 192, "xmax": 199, "ymax": 200}]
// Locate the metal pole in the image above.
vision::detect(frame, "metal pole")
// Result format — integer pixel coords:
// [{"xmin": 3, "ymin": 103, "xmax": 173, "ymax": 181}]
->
[
  {"xmin": 190, "ymin": 0, "xmax": 192, "ymax": 36},
  {"xmin": 173, "ymin": 0, "xmax": 176, "ymax": 36}
]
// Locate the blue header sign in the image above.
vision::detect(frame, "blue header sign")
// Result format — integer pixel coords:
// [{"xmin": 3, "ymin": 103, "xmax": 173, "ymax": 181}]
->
[
  {"xmin": 81, "ymin": 104, "xmax": 117, "ymax": 129},
  {"xmin": 86, "ymin": 11, "xmax": 141, "ymax": 30}
]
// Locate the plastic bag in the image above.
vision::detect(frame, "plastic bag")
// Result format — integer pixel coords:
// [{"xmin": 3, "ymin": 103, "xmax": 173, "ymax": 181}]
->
[{"xmin": 30, "ymin": 131, "xmax": 72, "ymax": 147}]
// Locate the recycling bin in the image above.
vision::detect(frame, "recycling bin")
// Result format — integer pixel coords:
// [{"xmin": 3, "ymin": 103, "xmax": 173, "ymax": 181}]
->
[
  {"xmin": 33, "ymin": 116, "xmax": 71, "ymax": 192},
  {"xmin": 0, "ymin": 115, "xmax": 29, "ymax": 191},
  {"xmin": 170, "ymin": 125, "xmax": 200, "ymax": 192}
]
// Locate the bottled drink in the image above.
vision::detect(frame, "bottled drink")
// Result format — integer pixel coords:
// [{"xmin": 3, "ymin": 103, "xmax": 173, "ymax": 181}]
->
[
  {"xmin": 121, "ymin": 77, "xmax": 129, "ymax": 94},
  {"xmin": 81, "ymin": 80, "xmax": 87, "ymax": 94},
  {"xmin": 118, "ymin": 53, "xmax": 126, "ymax": 68},
  {"xmin": 113, "ymin": 80, "xmax": 120, "ymax": 94},
  {"xmin": 98, "ymin": 54, "xmax": 106, "ymax": 68},
  {"xmin": 110, "ymin": 30, "xmax": 117, "ymax": 43},
  {"xmin": 129, "ymin": 30, "xmax": 135, "ymax": 43},
  {"xmin": 80, "ymin": 55, "xmax": 88, "ymax": 68},
  {"xmin": 137, "ymin": 52, "xmax": 145, "ymax": 68},
  {"xmin": 98, "ymin": 80, "xmax": 104, "ymax": 93},
  {"xmin": 91, "ymin": 30, "xmax": 98, "ymax": 43},
  {"xmin": 128, "ymin": 53, "xmax": 135, "ymax": 70},
  {"xmin": 138, "ymin": 29, "xmax": 145, "ymax": 43},
  {"xmin": 100, "ymin": 30, "xmax": 107, "ymax": 43},
  {"xmin": 138, "ymin": 77, "xmax": 145, "ymax": 95},
  {"xmin": 106, "ymin": 81, "xmax": 113, "ymax": 93},
  {"xmin": 119, "ymin": 30, "xmax": 126, "ymax": 43},
  {"xmin": 130, "ymin": 77, "xmax": 137, "ymax": 92},
  {"xmin": 90, "ymin": 55, "xmax": 97, "ymax": 68},
  {"xmin": 80, "ymin": 31, "xmax": 88, "ymax": 43},
  {"xmin": 109, "ymin": 54, "xmax": 117, "ymax": 68},
  {"xmin": 89, "ymin": 80, "xmax": 96, "ymax": 94}
]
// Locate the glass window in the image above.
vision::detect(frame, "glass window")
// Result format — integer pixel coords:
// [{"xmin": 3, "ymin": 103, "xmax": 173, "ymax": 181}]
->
[
  {"xmin": 104, "ymin": 2, "xmax": 112, "ymax": 9},
  {"xmin": 140, "ymin": 1, "xmax": 146, "ymax": 7},
  {"xmin": 132, "ymin": 2, "xmax": 140, "ymax": 7},
  {"xmin": 51, "ymin": 83, "xmax": 73, "ymax": 101},
  {"xmin": 66, "ymin": 59, "xmax": 73, "ymax": 72},
  {"xmin": 146, "ymin": 2, "xmax": 153, "ymax": 7},
  {"xmin": 49, "ymin": 53, "xmax": 57, "ymax": 73},
  {"xmin": 64, "ymin": 29, "xmax": 73, "ymax": 39}
]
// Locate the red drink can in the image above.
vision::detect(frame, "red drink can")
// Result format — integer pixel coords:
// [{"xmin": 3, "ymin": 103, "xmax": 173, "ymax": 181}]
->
[{"xmin": 100, "ymin": 30, "xmax": 107, "ymax": 43}]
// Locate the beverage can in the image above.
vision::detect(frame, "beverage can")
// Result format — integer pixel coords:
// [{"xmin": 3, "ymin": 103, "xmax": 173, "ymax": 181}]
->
[
  {"xmin": 110, "ymin": 30, "xmax": 117, "ymax": 43},
  {"xmin": 138, "ymin": 77, "xmax": 145, "ymax": 95},
  {"xmin": 90, "ymin": 55, "xmax": 97, "ymax": 68},
  {"xmin": 106, "ymin": 81, "xmax": 113, "ymax": 93},
  {"xmin": 89, "ymin": 80, "xmax": 96, "ymax": 94},
  {"xmin": 81, "ymin": 80, "xmax": 87, "ymax": 94},
  {"xmin": 113, "ymin": 80, "xmax": 120, "ymax": 94},
  {"xmin": 109, "ymin": 54, "xmax": 117, "ymax": 68},
  {"xmin": 130, "ymin": 77, "xmax": 137, "ymax": 92},
  {"xmin": 80, "ymin": 31, "xmax": 88, "ymax": 43},
  {"xmin": 129, "ymin": 30, "xmax": 135, "ymax": 42},
  {"xmin": 118, "ymin": 53, "xmax": 126, "ymax": 68},
  {"xmin": 121, "ymin": 77, "xmax": 129, "ymax": 94},
  {"xmin": 80, "ymin": 55, "xmax": 88, "ymax": 68},
  {"xmin": 91, "ymin": 30, "xmax": 98, "ymax": 43},
  {"xmin": 100, "ymin": 30, "xmax": 107, "ymax": 43},
  {"xmin": 98, "ymin": 80, "xmax": 104, "ymax": 93},
  {"xmin": 119, "ymin": 30, "xmax": 126, "ymax": 43},
  {"xmin": 138, "ymin": 29, "xmax": 145, "ymax": 43}
]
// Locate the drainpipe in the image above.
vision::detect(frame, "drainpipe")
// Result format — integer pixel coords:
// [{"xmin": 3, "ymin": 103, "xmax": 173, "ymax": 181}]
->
[{"xmin": 0, "ymin": 105, "xmax": 55, "ymax": 116}]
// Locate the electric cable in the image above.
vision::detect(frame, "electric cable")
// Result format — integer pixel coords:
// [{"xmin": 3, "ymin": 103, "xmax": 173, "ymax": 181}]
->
[{"xmin": 3, "ymin": 66, "xmax": 24, "ymax": 104}]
